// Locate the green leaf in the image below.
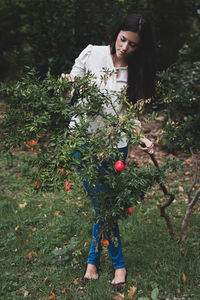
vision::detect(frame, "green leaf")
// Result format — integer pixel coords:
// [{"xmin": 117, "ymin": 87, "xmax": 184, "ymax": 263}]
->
[{"xmin": 151, "ymin": 287, "xmax": 159, "ymax": 300}]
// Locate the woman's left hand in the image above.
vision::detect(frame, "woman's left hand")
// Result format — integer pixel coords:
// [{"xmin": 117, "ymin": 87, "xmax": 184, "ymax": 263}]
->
[{"xmin": 139, "ymin": 137, "xmax": 154, "ymax": 154}]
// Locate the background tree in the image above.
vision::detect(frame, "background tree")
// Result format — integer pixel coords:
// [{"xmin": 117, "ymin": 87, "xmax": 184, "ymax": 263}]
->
[{"xmin": 0, "ymin": 0, "xmax": 199, "ymax": 79}]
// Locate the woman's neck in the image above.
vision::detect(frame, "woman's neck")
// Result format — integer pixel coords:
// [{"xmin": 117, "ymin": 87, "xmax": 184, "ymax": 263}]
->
[{"xmin": 112, "ymin": 54, "xmax": 127, "ymax": 68}]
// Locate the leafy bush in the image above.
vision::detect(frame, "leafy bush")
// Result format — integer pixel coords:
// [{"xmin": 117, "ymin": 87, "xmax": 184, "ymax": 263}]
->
[
  {"xmin": 155, "ymin": 40, "xmax": 200, "ymax": 152},
  {"xmin": 0, "ymin": 68, "xmax": 162, "ymax": 234}
]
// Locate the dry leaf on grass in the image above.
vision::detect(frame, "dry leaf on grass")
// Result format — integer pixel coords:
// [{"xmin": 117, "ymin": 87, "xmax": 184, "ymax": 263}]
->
[
  {"xmin": 15, "ymin": 225, "xmax": 19, "ymax": 231},
  {"xmin": 25, "ymin": 251, "xmax": 38, "ymax": 259},
  {"xmin": 178, "ymin": 186, "xmax": 184, "ymax": 192},
  {"xmin": 113, "ymin": 292, "xmax": 124, "ymax": 300},
  {"xmin": 185, "ymin": 156, "xmax": 193, "ymax": 166},
  {"xmin": 24, "ymin": 290, "xmax": 29, "ymax": 298},
  {"xmin": 182, "ymin": 273, "xmax": 187, "ymax": 283},
  {"xmin": 61, "ymin": 288, "xmax": 67, "ymax": 294},
  {"xmin": 19, "ymin": 202, "xmax": 27, "ymax": 208},
  {"xmin": 54, "ymin": 210, "xmax": 60, "ymax": 216},
  {"xmin": 127, "ymin": 286, "xmax": 137, "ymax": 299},
  {"xmin": 49, "ymin": 292, "xmax": 56, "ymax": 300},
  {"xmin": 73, "ymin": 279, "xmax": 78, "ymax": 285}
]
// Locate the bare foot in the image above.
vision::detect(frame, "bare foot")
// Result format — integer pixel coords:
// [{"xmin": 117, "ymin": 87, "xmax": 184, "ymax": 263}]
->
[
  {"xmin": 111, "ymin": 268, "xmax": 126, "ymax": 284},
  {"xmin": 84, "ymin": 264, "xmax": 98, "ymax": 280}
]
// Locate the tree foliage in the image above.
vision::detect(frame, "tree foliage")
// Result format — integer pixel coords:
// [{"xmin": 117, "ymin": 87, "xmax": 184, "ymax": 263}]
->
[
  {"xmin": 155, "ymin": 38, "xmax": 200, "ymax": 152},
  {"xmin": 0, "ymin": 0, "xmax": 199, "ymax": 79},
  {"xmin": 0, "ymin": 69, "xmax": 163, "ymax": 233}
]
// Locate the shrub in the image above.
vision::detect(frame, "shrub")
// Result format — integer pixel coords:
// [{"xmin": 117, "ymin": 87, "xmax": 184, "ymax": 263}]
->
[
  {"xmin": 155, "ymin": 40, "xmax": 200, "ymax": 152},
  {"xmin": 1, "ymin": 69, "xmax": 161, "ymax": 234}
]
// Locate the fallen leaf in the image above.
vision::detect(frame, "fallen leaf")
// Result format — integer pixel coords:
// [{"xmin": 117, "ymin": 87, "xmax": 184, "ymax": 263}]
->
[
  {"xmin": 73, "ymin": 279, "xmax": 78, "ymax": 285},
  {"xmin": 49, "ymin": 292, "xmax": 56, "ymax": 300},
  {"xmin": 19, "ymin": 202, "xmax": 27, "ymax": 208},
  {"xmin": 178, "ymin": 186, "xmax": 184, "ymax": 192},
  {"xmin": 182, "ymin": 273, "xmax": 187, "ymax": 283},
  {"xmin": 15, "ymin": 225, "xmax": 19, "ymax": 231},
  {"xmin": 173, "ymin": 211, "xmax": 182, "ymax": 217},
  {"xmin": 127, "ymin": 286, "xmax": 137, "ymax": 299},
  {"xmin": 32, "ymin": 251, "xmax": 38, "ymax": 257},
  {"xmin": 114, "ymin": 292, "xmax": 124, "ymax": 300},
  {"xmin": 25, "ymin": 252, "xmax": 32, "ymax": 259},
  {"xmin": 185, "ymin": 157, "xmax": 193, "ymax": 166},
  {"xmin": 24, "ymin": 290, "xmax": 29, "ymax": 298},
  {"xmin": 54, "ymin": 210, "xmax": 60, "ymax": 216},
  {"xmin": 25, "ymin": 251, "xmax": 38, "ymax": 259},
  {"xmin": 62, "ymin": 288, "xmax": 67, "ymax": 294},
  {"xmin": 185, "ymin": 171, "xmax": 190, "ymax": 175}
]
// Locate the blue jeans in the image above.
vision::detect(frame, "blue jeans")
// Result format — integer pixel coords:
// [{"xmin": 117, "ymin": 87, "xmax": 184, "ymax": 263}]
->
[{"xmin": 73, "ymin": 146, "xmax": 128, "ymax": 269}]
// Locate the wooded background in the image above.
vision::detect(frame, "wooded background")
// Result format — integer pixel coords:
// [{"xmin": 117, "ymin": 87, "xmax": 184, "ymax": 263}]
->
[{"xmin": 0, "ymin": 0, "xmax": 199, "ymax": 79}]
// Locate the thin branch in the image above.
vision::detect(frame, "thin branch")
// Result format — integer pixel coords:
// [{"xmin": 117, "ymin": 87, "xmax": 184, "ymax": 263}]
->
[
  {"xmin": 180, "ymin": 188, "xmax": 200, "ymax": 244},
  {"xmin": 159, "ymin": 191, "xmax": 175, "ymax": 237},
  {"xmin": 187, "ymin": 148, "xmax": 199, "ymax": 203},
  {"xmin": 149, "ymin": 153, "xmax": 175, "ymax": 236}
]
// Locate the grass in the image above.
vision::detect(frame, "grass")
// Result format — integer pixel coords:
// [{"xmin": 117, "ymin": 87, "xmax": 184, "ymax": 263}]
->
[{"xmin": 0, "ymin": 151, "xmax": 200, "ymax": 299}]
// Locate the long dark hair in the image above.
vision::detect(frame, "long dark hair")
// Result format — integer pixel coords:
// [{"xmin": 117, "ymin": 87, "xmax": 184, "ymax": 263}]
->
[{"xmin": 110, "ymin": 14, "xmax": 155, "ymax": 103}]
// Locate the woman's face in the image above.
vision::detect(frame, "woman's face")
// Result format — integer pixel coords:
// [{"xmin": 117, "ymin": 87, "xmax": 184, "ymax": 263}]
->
[{"xmin": 115, "ymin": 30, "xmax": 140, "ymax": 61}]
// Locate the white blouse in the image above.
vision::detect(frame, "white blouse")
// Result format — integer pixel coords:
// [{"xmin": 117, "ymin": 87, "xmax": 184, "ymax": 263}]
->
[{"xmin": 70, "ymin": 44, "xmax": 141, "ymax": 148}]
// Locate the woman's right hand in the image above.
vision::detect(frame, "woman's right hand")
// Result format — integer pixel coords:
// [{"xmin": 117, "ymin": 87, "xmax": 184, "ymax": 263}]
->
[
  {"xmin": 59, "ymin": 73, "xmax": 75, "ymax": 82},
  {"xmin": 58, "ymin": 74, "xmax": 75, "ymax": 98}
]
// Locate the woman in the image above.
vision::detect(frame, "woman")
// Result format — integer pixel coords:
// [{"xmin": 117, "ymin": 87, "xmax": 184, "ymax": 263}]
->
[{"xmin": 61, "ymin": 13, "xmax": 155, "ymax": 287}]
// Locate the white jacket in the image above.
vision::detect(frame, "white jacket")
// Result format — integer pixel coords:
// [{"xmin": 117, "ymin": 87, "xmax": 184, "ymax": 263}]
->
[{"xmin": 70, "ymin": 44, "xmax": 141, "ymax": 148}]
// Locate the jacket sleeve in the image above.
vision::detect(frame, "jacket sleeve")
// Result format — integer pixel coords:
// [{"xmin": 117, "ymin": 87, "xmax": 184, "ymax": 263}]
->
[{"xmin": 70, "ymin": 44, "xmax": 93, "ymax": 77}]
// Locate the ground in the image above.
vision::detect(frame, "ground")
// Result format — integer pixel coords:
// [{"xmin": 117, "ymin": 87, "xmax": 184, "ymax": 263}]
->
[{"xmin": 1, "ymin": 105, "xmax": 200, "ymax": 299}]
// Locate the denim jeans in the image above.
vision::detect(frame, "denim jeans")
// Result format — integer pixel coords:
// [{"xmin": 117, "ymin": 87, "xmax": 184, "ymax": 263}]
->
[{"xmin": 73, "ymin": 146, "xmax": 128, "ymax": 269}]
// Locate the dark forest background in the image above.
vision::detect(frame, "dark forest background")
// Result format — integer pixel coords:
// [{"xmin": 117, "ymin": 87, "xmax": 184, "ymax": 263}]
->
[{"xmin": 0, "ymin": 0, "xmax": 199, "ymax": 79}]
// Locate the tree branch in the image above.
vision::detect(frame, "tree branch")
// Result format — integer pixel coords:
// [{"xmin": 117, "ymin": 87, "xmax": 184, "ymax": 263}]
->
[
  {"xmin": 179, "ymin": 150, "xmax": 200, "ymax": 244},
  {"xmin": 149, "ymin": 153, "xmax": 175, "ymax": 236},
  {"xmin": 187, "ymin": 148, "xmax": 199, "ymax": 203},
  {"xmin": 180, "ymin": 188, "xmax": 200, "ymax": 244}
]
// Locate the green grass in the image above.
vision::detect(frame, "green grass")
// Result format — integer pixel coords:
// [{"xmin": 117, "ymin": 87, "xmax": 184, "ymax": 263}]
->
[{"xmin": 0, "ymin": 152, "xmax": 200, "ymax": 299}]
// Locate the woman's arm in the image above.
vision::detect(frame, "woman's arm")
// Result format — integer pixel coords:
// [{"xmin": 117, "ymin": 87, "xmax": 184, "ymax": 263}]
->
[{"xmin": 60, "ymin": 44, "xmax": 93, "ymax": 82}]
